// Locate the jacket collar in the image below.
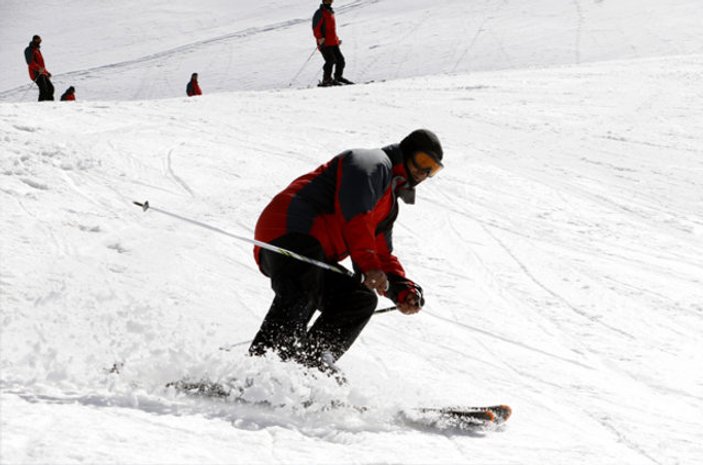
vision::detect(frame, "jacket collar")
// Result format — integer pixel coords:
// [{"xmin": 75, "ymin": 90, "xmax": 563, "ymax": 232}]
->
[{"xmin": 383, "ymin": 144, "xmax": 416, "ymax": 204}]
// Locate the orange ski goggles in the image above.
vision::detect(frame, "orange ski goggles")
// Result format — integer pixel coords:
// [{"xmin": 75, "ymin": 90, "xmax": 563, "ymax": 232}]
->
[{"xmin": 410, "ymin": 151, "xmax": 444, "ymax": 178}]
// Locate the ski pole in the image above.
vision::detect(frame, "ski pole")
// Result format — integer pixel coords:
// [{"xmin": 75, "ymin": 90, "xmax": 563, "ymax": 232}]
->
[
  {"xmin": 20, "ymin": 74, "xmax": 40, "ymax": 101},
  {"xmin": 288, "ymin": 46, "xmax": 318, "ymax": 87},
  {"xmin": 218, "ymin": 305, "xmax": 398, "ymax": 352},
  {"xmin": 373, "ymin": 305, "xmax": 397, "ymax": 315},
  {"xmin": 133, "ymin": 200, "xmax": 354, "ymax": 277}
]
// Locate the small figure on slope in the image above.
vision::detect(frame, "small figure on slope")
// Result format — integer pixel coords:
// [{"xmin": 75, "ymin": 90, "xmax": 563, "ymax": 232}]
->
[
  {"xmin": 186, "ymin": 73, "xmax": 202, "ymax": 97},
  {"xmin": 312, "ymin": 0, "xmax": 353, "ymax": 86},
  {"xmin": 60, "ymin": 86, "xmax": 76, "ymax": 101},
  {"xmin": 24, "ymin": 35, "xmax": 54, "ymax": 101}
]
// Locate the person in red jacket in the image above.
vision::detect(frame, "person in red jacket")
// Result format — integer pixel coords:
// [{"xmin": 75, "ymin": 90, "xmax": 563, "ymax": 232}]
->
[
  {"xmin": 249, "ymin": 129, "xmax": 444, "ymax": 376},
  {"xmin": 186, "ymin": 73, "xmax": 202, "ymax": 96},
  {"xmin": 24, "ymin": 35, "xmax": 54, "ymax": 101},
  {"xmin": 312, "ymin": 0, "xmax": 352, "ymax": 86},
  {"xmin": 60, "ymin": 86, "xmax": 76, "ymax": 101}
]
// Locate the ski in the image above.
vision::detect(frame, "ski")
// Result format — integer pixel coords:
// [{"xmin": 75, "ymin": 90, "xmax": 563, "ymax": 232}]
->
[
  {"xmin": 316, "ymin": 79, "xmax": 384, "ymax": 88},
  {"xmin": 165, "ymin": 378, "xmax": 364, "ymax": 412},
  {"xmin": 316, "ymin": 80, "xmax": 352, "ymax": 87},
  {"xmin": 416, "ymin": 404, "xmax": 511, "ymax": 424},
  {"xmin": 166, "ymin": 378, "xmax": 511, "ymax": 430},
  {"xmin": 166, "ymin": 379, "xmax": 232, "ymax": 398},
  {"xmin": 400, "ymin": 404, "xmax": 511, "ymax": 431}
]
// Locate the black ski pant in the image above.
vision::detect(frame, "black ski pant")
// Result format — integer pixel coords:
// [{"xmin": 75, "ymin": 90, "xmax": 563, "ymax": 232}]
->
[
  {"xmin": 249, "ymin": 233, "xmax": 377, "ymax": 365},
  {"xmin": 35, "ymin": 75, "xmax": 55, "ymax": 101},
  {"xmin": 319, "ymin": 45, "xmax": 346, "ymax": 81}
]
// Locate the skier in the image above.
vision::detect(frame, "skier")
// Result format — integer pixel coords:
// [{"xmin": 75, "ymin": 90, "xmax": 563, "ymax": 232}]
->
[
  {"xmin": 60, "ymin": 86, "xmax": 76, "ymax": 101},
  {"xmin": 249, "ymin": 129, "xmax": 444, "ymax": 375},
  {"xmin": 24, "ymin": 35, "xmax": 54, "ymax": 101},
  {"xmin": 186, "ymin": 73, "xmax": 202, "ymax": 97},
  {"xmin": 312, "ymin": 0, "xmax": 352, "ymax": 86}
]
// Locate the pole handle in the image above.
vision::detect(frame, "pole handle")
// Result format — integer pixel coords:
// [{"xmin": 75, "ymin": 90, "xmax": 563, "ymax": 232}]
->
[{"xmin": 133, "ymin": 200, "xmax": 149, "ymax": 211}]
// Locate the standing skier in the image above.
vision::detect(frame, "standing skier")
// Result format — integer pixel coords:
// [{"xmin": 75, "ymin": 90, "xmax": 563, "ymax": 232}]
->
[
  {"xmin": 24, "ymin": 35, "xmax": 54, "ymax": 101},
  {"xmin": 249, "ymin": 129, "xmax": 444, "ymax": 375},
  {"xmin": 186, "ymin": 73, "xmax": 202, "ymax": 96},
  {"xmin": 312, "ymin": 0, "xmax": 352, "ymax": 86}
]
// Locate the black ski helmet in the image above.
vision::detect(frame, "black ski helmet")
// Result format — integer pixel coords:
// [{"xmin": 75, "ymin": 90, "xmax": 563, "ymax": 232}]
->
[{"xmin": 400, "ymin": 129, "xmax": 443, "ymax": 163}]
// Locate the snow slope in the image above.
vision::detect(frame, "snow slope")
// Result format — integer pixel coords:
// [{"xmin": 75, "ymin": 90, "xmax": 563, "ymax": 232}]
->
[
  {"xmin": 2, "ymin": 1, "xmax": 703, "ymax": 464},
  {"xmin": 1, "ymin": 0, "xmax": 703, "ymax": 100}
]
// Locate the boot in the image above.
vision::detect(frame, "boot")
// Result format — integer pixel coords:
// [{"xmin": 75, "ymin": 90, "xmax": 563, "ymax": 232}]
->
[{"xmin": 319, "ymin": 78, "xmax": 341, "ymax": 87}]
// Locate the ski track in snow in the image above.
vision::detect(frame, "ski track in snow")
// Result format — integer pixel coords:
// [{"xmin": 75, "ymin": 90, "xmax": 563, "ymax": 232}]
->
[
  {"xmin": 165, "ymin": 147, "xmax": 196, "ymax": 197},
  {"xmin": 2, "ymin": 1, "xmax": 703, "ymax": 464}
]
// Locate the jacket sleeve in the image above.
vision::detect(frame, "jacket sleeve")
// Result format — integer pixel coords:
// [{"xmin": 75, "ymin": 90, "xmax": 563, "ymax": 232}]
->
[
  {"xmin": 375, "ymin": 228, "xmax": 405, "ymax": 277},
  {"xmin": 337, "ymin": 150, "xmax": 392, "ymax": 272},
  {"xmin": 28, "ymin": 49, "xmax": 44, "ymax": 79},
  {"xmin": 312, "ymin": 9, "xmax": 325, "ymax": 40}
]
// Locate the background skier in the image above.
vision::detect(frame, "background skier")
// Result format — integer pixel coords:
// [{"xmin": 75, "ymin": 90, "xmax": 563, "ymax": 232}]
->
[
  {"xmin": 24, "ymin": 35, "xmax": 54, "ymax": 101},
  {"xmin": 312, "ymin": 0, "xmax": 352, "ymax": 86},
  {"xmin": 60, "ymin": 86, "xmax": 76, "ymax": 101},
  {"xmin": 249, "ymin": 129, "xmax": 444, "ymax": 375},
  {"xmin": 186, "ymin": 73, "xmax": 202, "ymax": 96}
]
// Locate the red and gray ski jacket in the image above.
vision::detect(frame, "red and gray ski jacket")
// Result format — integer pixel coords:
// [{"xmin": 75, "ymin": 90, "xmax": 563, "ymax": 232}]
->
[
  {"xmin": 254, "ymin": 145, "xmax": 412, "ymax": 278},
  {"xmin": 186, "ymin": 80, "xmax": 202, "ymax": 96},
  {"xmin": 25, "ymin": 44, "xmax": 48, "ymax": 81},
  {"xmin": 312, "ymin": 4, "xmax": 340, "ymax": 47}
]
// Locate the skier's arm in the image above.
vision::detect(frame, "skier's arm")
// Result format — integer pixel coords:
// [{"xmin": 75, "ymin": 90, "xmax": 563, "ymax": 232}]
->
[
  {"xmin": 375, "ymin": 228, "xmax": 405, "ymax": 276},
  {"xmin": 312, "ymin": 9, "xmax": 325, "ymax": 45},
  {"xmin": 28, "ymin": 50, "xmax": 44, "ymax": 79},
  {"xmin": 341, "ymin": 212, "xmax": 383, "ymax": 272},
  {"xmin": 35, "ymin": 50, "xmax": 49, "ymax": 76},
  {"xmin": 337, "ymin": 150, "xmax": 391, "ymax": 278},
  {"xmin": 375, "ymin": 227, "xmax": 423, "ymax": 313}
]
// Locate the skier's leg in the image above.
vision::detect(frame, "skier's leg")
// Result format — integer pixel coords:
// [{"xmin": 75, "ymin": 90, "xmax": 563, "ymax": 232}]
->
[
  {"xmin": 332, "ymin": 46, "xmax": 346, "ymax": 81},
  {"xmin": 36, "ymin": 75, "xmax": 49, "ymax": 101},
  {"xmin": 46, "ymin": 77, "xmax": 55, "ymax": 101},
  {"xmin": 319, "ymin": 46, "xmax": 336, "ymax": 84},
  {"xmin": 305, "ymin": 270, "xmax": 377, "ymax": 363},
  {"xmin": 248, "ymin": 234, "xmax": 326, "ymax": 360},
  {"xmin": 248, "ymin": 286, "xmax": 316, "ymax": 360}
]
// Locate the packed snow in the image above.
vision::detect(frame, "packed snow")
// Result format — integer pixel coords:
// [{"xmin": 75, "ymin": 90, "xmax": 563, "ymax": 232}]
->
[{"xmin": 1, "ymin": 1, "xmax": 702, "ymax": 464}]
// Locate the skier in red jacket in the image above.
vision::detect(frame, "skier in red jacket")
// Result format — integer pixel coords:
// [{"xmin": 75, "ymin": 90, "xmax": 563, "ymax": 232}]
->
[
  {"xmin": 250, "ymin": 129, "xmax": 444, "ymax": 375},
  {"xmin": 186, "ymin": 73, "xmax": 202, "ymax": 96},
  {"xmin": 312, "ymin": 0, "xmax": 352, "ymax": 86},
  {"xmin": 24, "ymin": 35, "xmax": 54, "ymax": 101},
  {"xmin": 60, "ymin": 86, "xmax": 76, "ymax": 101}
]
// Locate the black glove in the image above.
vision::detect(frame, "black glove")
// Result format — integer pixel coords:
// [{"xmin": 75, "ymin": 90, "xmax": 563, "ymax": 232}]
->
[{"xmin": 385, "ymin": 274, "xmax": 425, "ymax": 307}]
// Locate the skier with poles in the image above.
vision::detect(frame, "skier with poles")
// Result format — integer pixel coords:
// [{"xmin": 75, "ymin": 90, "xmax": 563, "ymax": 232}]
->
[
  {"xmin": 312, "ymin": 0, "xmax": 353, "ymax": 86},
  {"xmin": 131, "ymin": 143, "xmax": 511, "ymax": 427},
  {"xmin": 24, "ymin": 35, "xmax": 55, "ymax": 101},
  {"xmin": 249, "ymin": 129, "xmax": 444, "ymax": 377}
]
